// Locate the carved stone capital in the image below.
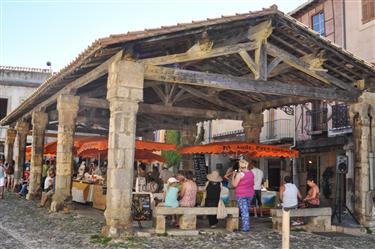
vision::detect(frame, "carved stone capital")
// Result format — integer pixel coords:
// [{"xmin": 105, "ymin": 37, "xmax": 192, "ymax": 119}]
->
[
  {"xmin": 6, "ymin": 128, "xmax": 17, "ymax": 144},
  {"xmin": 15, "ymin": 120, "xmax": 29, "ymax": 136},
  {"xmin": 57, "ymin": 94, "xmax": 80, "ymax": 124},
  {"xmin": 107, "ymin": 60, "xmax": 144, "ymax": 103},
  {"xmin": 31, "ymin": 111, "xmax": 48, "ymax": 132}
]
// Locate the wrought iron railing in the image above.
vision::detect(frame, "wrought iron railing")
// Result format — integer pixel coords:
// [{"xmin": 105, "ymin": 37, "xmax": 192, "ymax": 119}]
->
[
  {"xmin": 331, "ymin": 104, "xmax": 350, "ymax": 129},
  {"xmin": 305, "ymin": 107, "xmax": 328, "ymax": 135},
  {"xmin": 0, "ymin": 126, "xmax": 7, "ymax": 142}
]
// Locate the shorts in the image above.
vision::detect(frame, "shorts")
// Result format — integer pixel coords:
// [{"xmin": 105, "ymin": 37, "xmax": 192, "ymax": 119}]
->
[
  {"xmin": 0, "ymin": 177, "xmax": 5, "ymax": 187},
  {"xmin": 7, "ymin": 174, "xmax": 14, "ymax": 180},
  {"xmin": 252, "ymin": 190, "xmax": 262, "ymax": 206}
]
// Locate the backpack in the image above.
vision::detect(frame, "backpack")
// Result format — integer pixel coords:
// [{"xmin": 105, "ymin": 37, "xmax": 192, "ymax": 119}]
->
[{"xmin": 6, "ymin": 165, "xmax": 14, "ymax": 175}]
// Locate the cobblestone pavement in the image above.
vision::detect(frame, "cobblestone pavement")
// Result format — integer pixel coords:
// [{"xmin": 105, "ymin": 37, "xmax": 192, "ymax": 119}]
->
[{"xmin": 1, "ymin": 192, "xmax": 375, "ymax": 249}]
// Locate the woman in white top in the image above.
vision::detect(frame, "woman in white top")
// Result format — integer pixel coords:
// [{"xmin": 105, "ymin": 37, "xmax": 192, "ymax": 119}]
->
[{"xmin": 279, "ymin": 176, "xmax": 301, "ymax": 209}]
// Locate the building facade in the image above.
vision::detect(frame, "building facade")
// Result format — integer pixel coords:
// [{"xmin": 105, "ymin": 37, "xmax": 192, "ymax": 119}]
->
[
  {"xmin": 0, "ymin": 66, "xmax": 51, "ymax": 159},
  {"xmin": 290, "ymin": 0, "xmax": 375, "ymax": 222}
]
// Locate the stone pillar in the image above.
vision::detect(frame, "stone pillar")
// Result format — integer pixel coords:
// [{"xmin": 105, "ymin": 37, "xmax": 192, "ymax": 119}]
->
[
  {"xmin": 50, "ymin": 94, "xmax": 80, "ymax": 212},
  {"xmin": 102, "ymin": 60, "xmax": 144, "ymax": 238},
  {"xmin": 14, "ymin": 120, "xmax": 29, "ymax": 189},
  {"xmin": 5, "ymin": 128, "xmax": 17, "ymax": 164},
  {"xmin": 26, "ymin": 111, "xmax": 48, "ymax": 200},
  {"xmin": 350, "ymin": 92, "xmax": 375, "ymax": 228},
  {"xmin": 181, "ymin": 124, "xmax": 197, "ymax": 171},
  {"xmin": 242, "ymin": 111, "xmax": 264, "ymax": 143}
]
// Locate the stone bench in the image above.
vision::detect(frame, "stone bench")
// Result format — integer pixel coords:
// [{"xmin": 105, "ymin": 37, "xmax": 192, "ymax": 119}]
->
[
  {"xmin": 270, "ymin": 207, "xmax": 332, "ymax": 232},
  {"xmin": 154, "ymin": 207, "xmax": 239, "ymax": 234}
]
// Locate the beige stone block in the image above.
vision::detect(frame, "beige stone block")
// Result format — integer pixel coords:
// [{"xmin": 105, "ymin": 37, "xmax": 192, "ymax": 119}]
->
[
  {"xmin": 179, "ymin": 215, "xmax": 197, "ymax": 230},
  {"xmin": 226, "ymin": 216, "xmax": 239, "ymax": 232},
  {"xmin": 155, "ymin": 215, "xmax": 166, "ymax": 234}
]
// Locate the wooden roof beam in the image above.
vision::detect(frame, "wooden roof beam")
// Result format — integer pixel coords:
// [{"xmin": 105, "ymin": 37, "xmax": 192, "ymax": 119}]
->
[
  {"xmin": 140, "ymin": 41, "xmax": 258, "ymax": 66},
  {"xmin": 267, "ymin": 43, "xmax": 357, "ymax": 92},
  {"xmin": 144, "ymin": 65, "xmax": 359, "ymax": 102},
  {"xmin": 178, "ymin": 85, "xmax": 244, "ymax": 113},
  {"xmin": 79, "ymin": 97, "xmax": 242, "ymax": 120},
  {"xmin": 251, "ymin": 96, "xmax": 310, "ymax": 110}
]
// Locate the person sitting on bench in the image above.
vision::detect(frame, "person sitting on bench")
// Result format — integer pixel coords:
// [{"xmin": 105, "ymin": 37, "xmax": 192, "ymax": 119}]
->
[
  {"xmin": 38, "ymin": 169, "xmax": 55, "ymax": 207},
  {"xmin": 303, "ymin": 178, "xmax": 320, "ymax": 208}
]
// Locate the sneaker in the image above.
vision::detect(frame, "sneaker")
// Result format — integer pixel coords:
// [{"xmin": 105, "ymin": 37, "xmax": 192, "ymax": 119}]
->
[
  {"xmin": 291, "ymin": 221, "xmax": 303, "ymax": 226},
  {"xmin": 210, "ymin": 225, "xmax": 217, "ymax": 228}
]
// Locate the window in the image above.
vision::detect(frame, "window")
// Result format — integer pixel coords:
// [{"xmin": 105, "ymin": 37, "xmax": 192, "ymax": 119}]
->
[
  {"xmin": 362, "ymin": 0, "xmax": 375, "ymax": 24},
  {"xmin": 0, "ymin": 98, "xmax": 8, "ymax": 121},
  {"xmin": 312, "ymin": 12, "xmax": 325, "ymax": 36}
]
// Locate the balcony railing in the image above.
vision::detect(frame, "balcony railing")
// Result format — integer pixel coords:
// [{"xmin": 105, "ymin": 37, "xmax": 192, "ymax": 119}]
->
[
  {"xmin": 305, "ymin": 107, "xmax": 328, "ymax": 135},
  {"xmin": 329, "ymin": 104, "xmax": 352, "ymax": 136},
  {"xmin": 260, "ymin": 119, "xmax": 293, "ymax": 143},
  {"xmin": 0, "ymin": 126, "xmax": 7, "ymax": 142}
]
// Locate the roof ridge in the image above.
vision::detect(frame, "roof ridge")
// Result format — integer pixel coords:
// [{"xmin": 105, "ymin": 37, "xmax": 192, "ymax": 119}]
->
[{"xmin": 0, "ymin": 65, "xmax": 51, "ymax": 73}]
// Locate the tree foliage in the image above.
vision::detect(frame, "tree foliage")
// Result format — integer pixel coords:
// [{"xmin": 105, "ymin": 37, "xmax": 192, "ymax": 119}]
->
[{"xmin": 161, "ymin": 130, "xmax": 181, "ymax": 167}]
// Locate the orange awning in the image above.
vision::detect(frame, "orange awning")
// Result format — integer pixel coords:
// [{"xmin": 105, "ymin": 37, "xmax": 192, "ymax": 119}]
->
[
  {"xmin": 27, "ymin": 137, "xmax": 176, "ymax": 161},
  {"xmin": 135, "ymin": 150, "xmax": 166, "ymax": 163},
  {"xmin": 179, "ymin": 141, "xmax": 299, "ymax": 158},
  {"xmin": 135, "ymin": 140, "xmax": 177, "ymax": 151}
]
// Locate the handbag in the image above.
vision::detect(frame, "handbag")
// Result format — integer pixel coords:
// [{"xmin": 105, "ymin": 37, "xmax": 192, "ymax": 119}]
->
[
  {"xmin": 200, "ymin": 191, "xmax": 207, "ymax": 207},
  {"xmin": 216, "ymin": 198, "xmax": 228, "ymax": 219}
]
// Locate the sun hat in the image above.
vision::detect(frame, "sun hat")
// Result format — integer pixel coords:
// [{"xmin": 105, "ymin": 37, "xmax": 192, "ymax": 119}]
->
[
  {"xmin": 167, "ymin": 177, "xmax": 179, "ymax": 184},
  {"xmin": 207, "ymin": 170, "xmax": 223, "ymax": 182}
]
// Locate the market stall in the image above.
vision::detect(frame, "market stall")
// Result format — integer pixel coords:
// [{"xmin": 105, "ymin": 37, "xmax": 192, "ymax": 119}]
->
[{"xmin": 73, "ymin": 138, "xmax": 176, "ymax": 210}]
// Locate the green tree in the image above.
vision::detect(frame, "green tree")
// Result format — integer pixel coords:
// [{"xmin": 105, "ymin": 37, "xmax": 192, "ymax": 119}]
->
[{"xmin": 162, "ymin": 130, "xmax": 181, "ymax": 167}]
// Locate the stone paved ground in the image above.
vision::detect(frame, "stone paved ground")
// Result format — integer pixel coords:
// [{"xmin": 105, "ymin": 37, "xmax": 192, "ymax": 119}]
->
[{"xmin": 1, "ymin": 192, "xmax": 375, "ymax": 249}]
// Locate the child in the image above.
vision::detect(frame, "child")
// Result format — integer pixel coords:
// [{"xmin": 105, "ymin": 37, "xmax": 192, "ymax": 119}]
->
[
  {"xmin": 163, "ymin": 177, "xmax": 180, "ymax": 227},
  {"xmin": 164, "ymin": 177, "xmax": 179, "ymax": 208}
]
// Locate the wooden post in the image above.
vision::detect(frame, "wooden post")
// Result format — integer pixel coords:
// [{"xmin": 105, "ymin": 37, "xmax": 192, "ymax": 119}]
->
[{"xmin": 282, "ymin": 208, "xmax": 290, "ymax": 249}]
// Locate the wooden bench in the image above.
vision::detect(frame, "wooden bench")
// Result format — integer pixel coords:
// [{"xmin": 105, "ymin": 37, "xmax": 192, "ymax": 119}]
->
[
  {"xmin": 270, "ymin": 207, "xmax": 332, "ymax": 232},
  {"xmin": 154, "ymin": 207, "xmax": 239, "ymax": 234}
]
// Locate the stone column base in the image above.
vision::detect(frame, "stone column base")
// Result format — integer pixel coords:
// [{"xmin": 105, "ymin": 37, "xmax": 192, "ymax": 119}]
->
[
  {"xmin": 50, "ymin": 192, "xmax": 72, "ymax": 212},
  {"xmin": 26, "ymin": 192, "xmax": 40, "ymax": 201},
  {"xmin": 102, "ymin": 225, "xmax": 134, "ymax": 239}
]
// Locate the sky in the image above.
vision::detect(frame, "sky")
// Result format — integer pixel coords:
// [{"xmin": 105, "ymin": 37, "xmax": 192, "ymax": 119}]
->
[{"xmin": 0, "ymin": 0, "xmax": 306, "ymax": 72}]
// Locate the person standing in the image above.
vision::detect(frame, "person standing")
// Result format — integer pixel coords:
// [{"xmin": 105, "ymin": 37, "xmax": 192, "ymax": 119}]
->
[
  {"xmin": 5, "ymin": 160, "xmax": 14, "ymax": 191},
  {"xmin": 250, "ymin": 161, "xmax": 264, "ymax": 217},
  {"xmin": 41, "ymin": 160, "xmax": 50, "ymax": 189},
  {"xmin": 204, "ymin": 170, "xmax": 223, "ymax": 228},
  {"xmin": 160, "ymin": 165, "xmax": 174, "ymax": 184},
  {"xmin": 224, "ymin": 160, "xmax": 239, "ymax": 207},
  {"xmin": 232, "ymin": 159, "xmax": 254, "ymax": 232},
  {"xmin": 0, "ymin": 159, "xmax": 5, "ymax": 199}
]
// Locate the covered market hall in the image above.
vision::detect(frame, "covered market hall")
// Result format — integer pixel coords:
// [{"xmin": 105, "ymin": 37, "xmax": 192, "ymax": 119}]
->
[{"xmin": 1, "ymin": 6, "xmax": 375, "ymax": 238}]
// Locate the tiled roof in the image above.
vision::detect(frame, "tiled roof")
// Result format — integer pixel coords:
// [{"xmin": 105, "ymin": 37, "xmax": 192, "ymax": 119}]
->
[
  {"xmin": 1, "ymin": 5, "xmax": 375, "ymax": 126},
  {"xmin": 288, "ymin": 0, "xmax": 318, "ymax": 16},
  {"xmin": 0, "ymin": 65, "xmax": 51, "ymax": 74}
]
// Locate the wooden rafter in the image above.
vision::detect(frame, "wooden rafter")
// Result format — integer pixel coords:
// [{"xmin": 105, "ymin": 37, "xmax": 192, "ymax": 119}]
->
[
  {"xmin": 144, "ymin": 65, "xmax": 359, "ymax": 102},
  {"xmin": 79, "ymin": 97, "xmax": 242, "ymax": 119},
  {"xmin": 267, "ymin": 43, "xmax": 357, "ymax": 91},
  {"xmin": 178, "ymin": 85, "xmax": 244, "ymax": 112}
]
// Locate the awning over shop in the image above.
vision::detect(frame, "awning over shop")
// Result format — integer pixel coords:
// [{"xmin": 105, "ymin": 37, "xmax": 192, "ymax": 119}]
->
[
  {"xmin": 27, "ymin": 138, "xmax": 174, "ymax": 162},
  {"xmin": 179, "ymin": 141, "xmax": 299, "ymax": 158}
]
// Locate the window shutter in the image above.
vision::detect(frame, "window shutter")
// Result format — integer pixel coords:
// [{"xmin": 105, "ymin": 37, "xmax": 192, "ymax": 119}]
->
[{"xmin": 363, "ymin": 0, "xmax": 369, "ymax": 22}]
